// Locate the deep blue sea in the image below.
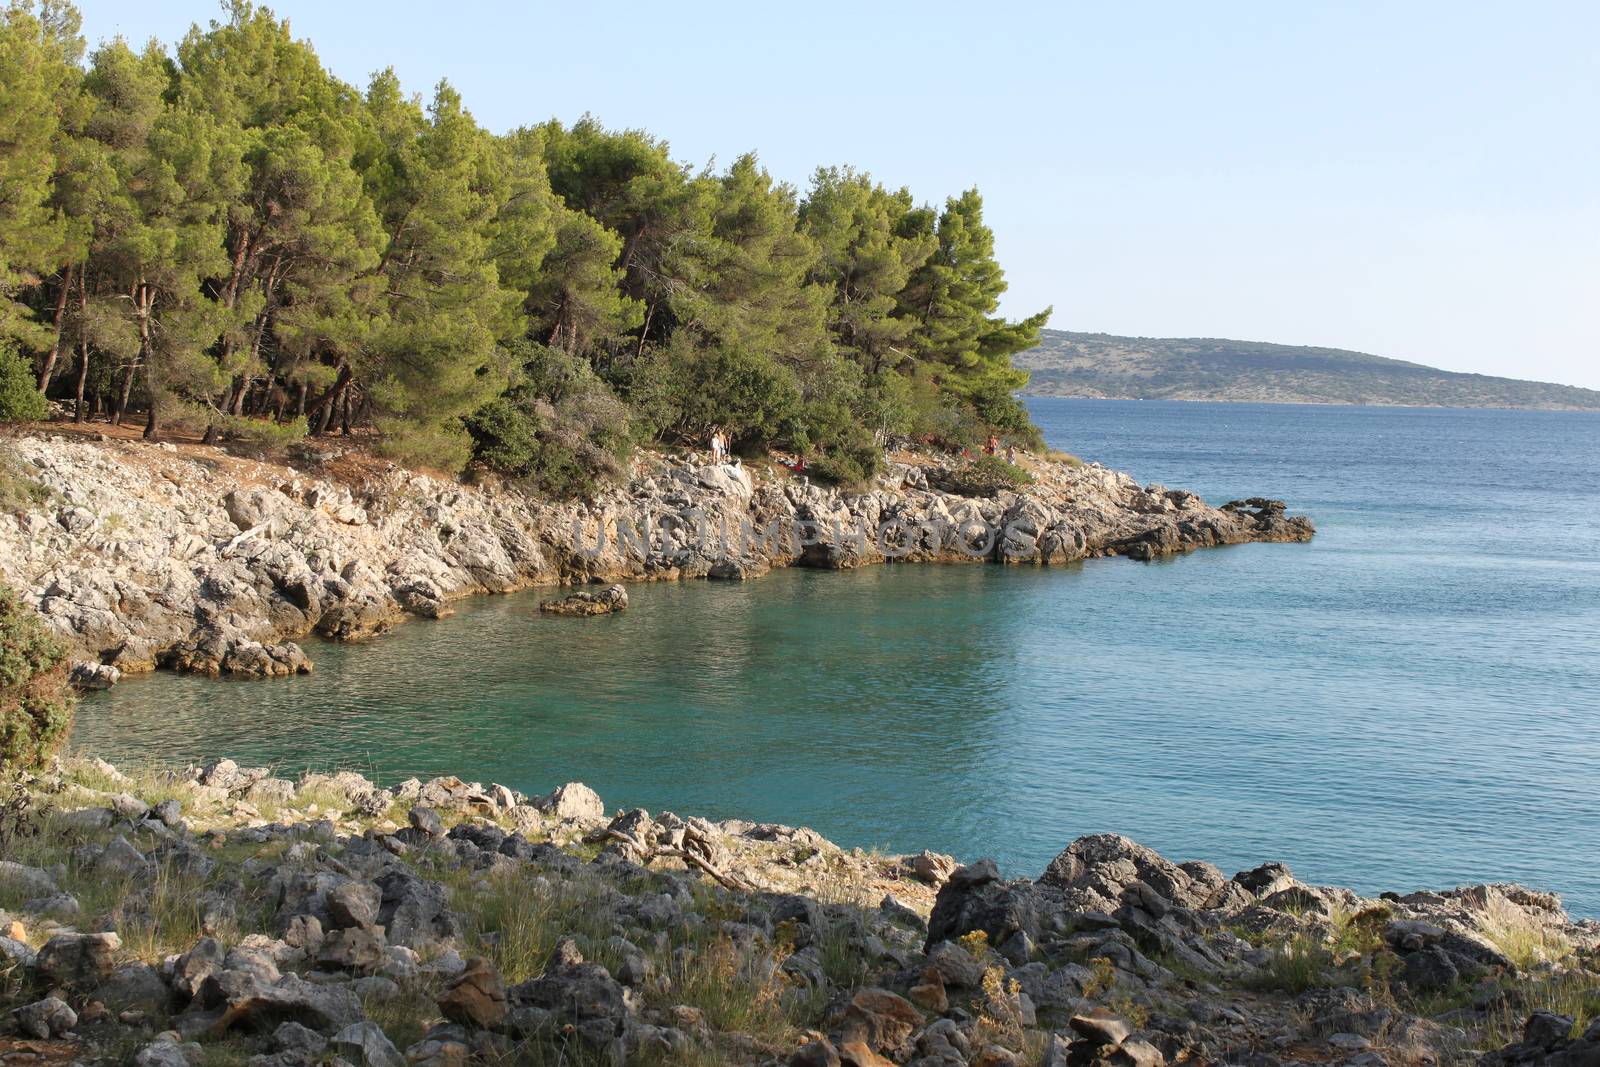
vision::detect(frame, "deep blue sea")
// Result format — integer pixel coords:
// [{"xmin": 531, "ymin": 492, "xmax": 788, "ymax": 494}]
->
[{"xmin": 74, "ymin": 399, "xmax": 1600, "ymax": 914}]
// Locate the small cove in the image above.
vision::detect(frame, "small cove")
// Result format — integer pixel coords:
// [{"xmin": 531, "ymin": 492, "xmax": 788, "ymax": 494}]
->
[{"xmin": 75, "ymin": 399, "xmax": 1600, "ymax": 914}]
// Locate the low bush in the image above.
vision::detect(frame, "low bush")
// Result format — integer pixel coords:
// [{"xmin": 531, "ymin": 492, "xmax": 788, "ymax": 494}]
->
[
  {"xmin": 0, "ymin": 342, "xmax": 47, "ymax": 425},
  {"xmin": 937, "ymin": 455, "xmax": 1035, "ymax": 497},
  {"xmin": 0, "ymin": 585, "xmax": 75, "ymax": 767}
]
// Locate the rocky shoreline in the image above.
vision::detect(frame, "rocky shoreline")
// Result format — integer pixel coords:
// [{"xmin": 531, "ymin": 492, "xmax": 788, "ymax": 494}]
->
[
  {"xmin": 0, "ymin": 755, "xmax": 1594, "ymax": 1067},
  {"xmin": 0, "ymin": 432, "xmax": 1312, "ymax": 685}
]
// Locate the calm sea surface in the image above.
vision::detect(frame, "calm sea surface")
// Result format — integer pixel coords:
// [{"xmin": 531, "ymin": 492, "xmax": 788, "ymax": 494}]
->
[{"xmin": 73, "ymin": 399, "xmax": 1600, "ymax": 914}]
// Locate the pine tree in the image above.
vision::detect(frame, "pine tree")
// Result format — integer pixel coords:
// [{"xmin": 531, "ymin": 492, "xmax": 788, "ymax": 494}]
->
[
  {"xmin": 898, "ymin": 189, "xmax": 1050, "ymax": 430},
  {"xmin": 0, "ymin": 2, "xmax": 77, "ymax": 350},
  {"xmin": 358, "ymin": 77, "xmax": 524, "ymax": 468},
  {"xmin": 800, "ymin": 166, "xmax": 936, "ymax": 375}
]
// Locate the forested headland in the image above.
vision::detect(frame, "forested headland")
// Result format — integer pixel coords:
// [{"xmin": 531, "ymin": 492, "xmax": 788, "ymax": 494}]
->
[{"xmin": 0, "ymin": 1, "xmax": 1049, "ymax": 492}]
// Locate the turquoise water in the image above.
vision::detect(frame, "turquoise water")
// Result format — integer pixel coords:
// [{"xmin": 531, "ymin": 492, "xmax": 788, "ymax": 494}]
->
[{"xmin": 74, "ymin": 399, "xmax": 1600, "ymax": 914}]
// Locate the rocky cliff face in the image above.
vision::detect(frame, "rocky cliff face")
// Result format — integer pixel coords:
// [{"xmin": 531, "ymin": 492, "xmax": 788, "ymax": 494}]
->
[{"xmin": 0, "ymin": 434, "xmax": 1312, "ymax": 682}]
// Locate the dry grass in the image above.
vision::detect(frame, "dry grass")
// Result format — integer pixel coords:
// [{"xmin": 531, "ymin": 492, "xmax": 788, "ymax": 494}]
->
[{"xmin": 1478, "ymin": 895, "xmax": 1573, "ymax": 970}]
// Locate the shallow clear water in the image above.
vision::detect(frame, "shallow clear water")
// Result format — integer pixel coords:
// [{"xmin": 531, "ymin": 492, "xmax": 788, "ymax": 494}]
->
[{"xmin": 74, "ymin": 399, "xmax": 1600, "ymax": 913}]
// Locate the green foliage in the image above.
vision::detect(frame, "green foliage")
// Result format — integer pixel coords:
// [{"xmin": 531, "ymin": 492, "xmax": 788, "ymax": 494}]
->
[
  {"xmin": 0, "ymin": 585, "xmax": 74, "ymax": 768},
  {"xmin": 630, "ymin": 334, "xmax": 802, "ymax": 449},
  {"xmin": 468, "ymin": 342, "xmax": 635, "ymax": 498},
  {"xmin": 0, "ymin": 3, "xmax": 1051, "ymax": 477},
  {"xmin": 0, "ymin": 342, "xmax": 47, "ymax": 422},
  {"xmin": 941, "ymin": 455, "xmax": 1034, "ymax": 497}
]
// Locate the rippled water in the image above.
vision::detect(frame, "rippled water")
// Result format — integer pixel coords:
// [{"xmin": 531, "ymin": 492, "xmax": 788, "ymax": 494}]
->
[{"xmin": 74, "ymin": 399, "xmax": 1600, "ymax": 914}]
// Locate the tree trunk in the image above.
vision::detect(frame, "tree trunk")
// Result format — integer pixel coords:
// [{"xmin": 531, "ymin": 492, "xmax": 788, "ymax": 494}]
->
[
  {"xmin": 308, "ymin": 359, "xmax": 350, "ymax": 435},
  {"xmin": 73, "ymin": 272, "xmax": 89, "ymax": 423},
  {"xmin": 37, "ymin": 266, "xmax": 72, "ymax": 392},
  {"xmin": 113, "ymin": 364, "xmax": 134, "ymax": 426},
  {"xmin": 137, "ymin": 286, "xmax": 158, "ymax": 440}
]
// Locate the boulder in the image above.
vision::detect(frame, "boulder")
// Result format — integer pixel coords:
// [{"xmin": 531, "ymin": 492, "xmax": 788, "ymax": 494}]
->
[
  {"xmin": 910, "ymin": 850, "xmax": 959, "ymax": 886},
  {"xmin": 68, "ymin": 661, "xmax": 122, "ymax": 690},
  {"xmin": 318, "ymin": 927, "xmax": 386, "ymax": 973},
  {"xmin": 331, "ymin": 1021, "xmax": 404, "ymax": 1067},
  {"xmin": 1040, "ymin": 834, "xmax": 1217, "ymax": 911},
  {"xmin": 35, "ymin": 930, "xmax": 121, "ymax": 987},
  {"xmin": 925, "ymin": 859, "xmax": 1040, "ymax": 954},
  {"xmin": 507, "ymin": 956, "xmax": 631, "ymax": 1053},
  {"xmin": 438, "ymin": 956, "xmax": 507, "ymax": 1029},
  {"xmin": 205, "ymin": 971, "xmax": 364, "ymax": 1035},
  {"xmin": 1070, "ymin": 1008, "xmax": 1133, "ymax": 1047},
  {"xmin": 409, "ymin": 805, "xmax": 445, "ymax": 836},
  {"xmin": 535, "ymin": 781, "xmax": 606, "ymax": 822},
  {"xmin": 325, "ymin": 880, "xmax": 383, "ymax": 932},
  {"xmin": 14, "ymin": 996, "xmax": 77, "ymax": 1039},
  {"xmin": 92, "ymin": 961, "xmax": 171, "ymax": 1013},
  {"xmin": 0, "ymin": 860, "xmax": 58, "ymax": 899},
  {"xmin": 839, "ymin": 989, "xmax": 923, "ymax": 1056},
  {"xmin": 539, "ymin": 584, "xmax": 627, "ymax": 617}
]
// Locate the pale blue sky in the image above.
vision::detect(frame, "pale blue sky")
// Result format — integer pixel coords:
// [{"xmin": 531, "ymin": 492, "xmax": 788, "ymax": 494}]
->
[{"xmin": 78, "ymin": 1, "xmax": 1600, "ymax": 388}]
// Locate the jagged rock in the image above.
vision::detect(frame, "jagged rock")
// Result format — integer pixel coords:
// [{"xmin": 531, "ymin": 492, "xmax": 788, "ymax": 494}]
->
[
  {"xmin": 540, "ymin": 583, "xmax": 628, "ymax": 616},
  {"xmin": 0, "ymin": 935, "xmax": 37, "ymax": 969},
  {"xmin": 35, "ymin": 930, "xmax": 121, "ymax": 987},
  {"xmin": 507, "ymin": 955, "xmax": 631, "ymax": 1054},
  {"xmin": 14, "ymin": 996, "xmax": 77, "ymax": 1039},
  {"xmin": 1233, "ymin": 861, "xmax": 1297, "ymax": 899},
  {"xmin": 1109, "ymin": 1039, "xmax": 1165, "ymax": 1067},
  {"xmin": 318, "ymin": 926, "xmax": 386, "ymax": 973},
  {"xmin": 92, "ymin": 961, "xmax": 170, "ymax": 1013},
  {"xmin": 925, "ymin": 859, "xmax": 1040, "ymax": 953},
  {"xmin": 438, "ymin": 957, "xmax": 507, "ymax": 1028},
  {"xmin": 203, "ymin": 971, "xmax": 363, "ymax": 1035},
  {"xmin": 926, "ymin": 939, "xmax": 987, "ymax": 988},
  {"xmin": 0, "ymin": 860, "xmax": 58, "ymax": 899},
  {"xmin": 1071, "ymin": 1008, "xmax": 1134, "ymax": 1047},
  {"xmin": 792, "ymin": 1038, "xmax": 843, "ymax": 1067},
  {"xmin": 839, "ymin": 988, "xmax": 923, "ymax": 1056},
  {"xmin": 272, "ymin": 1020, "xmax": 328, "ymax": 1053},
  {"xmin": 98, "ymin": 833, "xmax": 150, "ymax": 875},
  {"xmin": 1400, "ymin": 945, "xmax": 1460, "ymax": 992},
  {"xmin": 153, "ymin": 798, "xmax": 184, "ymax": 826},
  {"xmin": 69, "ymin": 661, "xmax": 122, "ymax": 689},
  {"xmin": 2, "ymin": 434, "xmax": 1310, "ymax": 680},
  {"xmin": 174, "ymin": 938, "xmax": 227, "ymax": 1006},
  {"xmin": 535, "ymin": 781, "xmax": 606, "ymax": 822},
  {"xmin": 404, "ymin": 1037, "xmax": 472, "ymax": 1066},
  {"xmin": 375, "ymin": 866, "xmax": 459, "ymax": 947},
  {"xmin": 1041, "ymin": 834, "xmax": 1219, "ymax": 911},
  {"xmin": 907, "ymin": 965, "xmax": 948, "ymax": 1013},
  {"xmin": 133, "ymin": 1037, "xmax": 202, "ymax": 1067},
  {"xmin": 408, "ymin": 805, "xmax": 444, "ymax": 836},
  {"xmin": 910, "ymin": 850, "xmax": 958, "ymax": 886},
  {"xmin": 325, "ymin": 880, "xmax": 383, "ymax": 931},
  {"xmin": 331, "ymin": 1021, "xmax": 404, "ymax": 1067}
]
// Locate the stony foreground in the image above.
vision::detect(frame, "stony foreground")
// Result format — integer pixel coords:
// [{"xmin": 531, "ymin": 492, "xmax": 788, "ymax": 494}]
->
[
  {"xmin": 0, "ymin": 758, "xmax": 1595, "ymax": 1067},
  {"xmin": 0, "ymin": 433, "xmax": 1312, "ymax": 685}
]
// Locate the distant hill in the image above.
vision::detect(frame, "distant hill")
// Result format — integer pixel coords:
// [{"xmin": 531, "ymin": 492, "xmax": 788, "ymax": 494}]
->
[{"xmin": 1014, "ymin": 330, "xmax": 1600, "ymax": 410}]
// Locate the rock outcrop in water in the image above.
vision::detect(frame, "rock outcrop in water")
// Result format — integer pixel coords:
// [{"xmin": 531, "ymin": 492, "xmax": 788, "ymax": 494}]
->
[
  {"xmin": 0, "ymin": 756, "xmax": 1592, "ymax": 1066},
  {"xmin": 0, "ymin": 433, "xmax": 1312, "ymax": 682},
  {"xmin": 540, "ymin": 584, "xmax": 628, "ymax": 617}
]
